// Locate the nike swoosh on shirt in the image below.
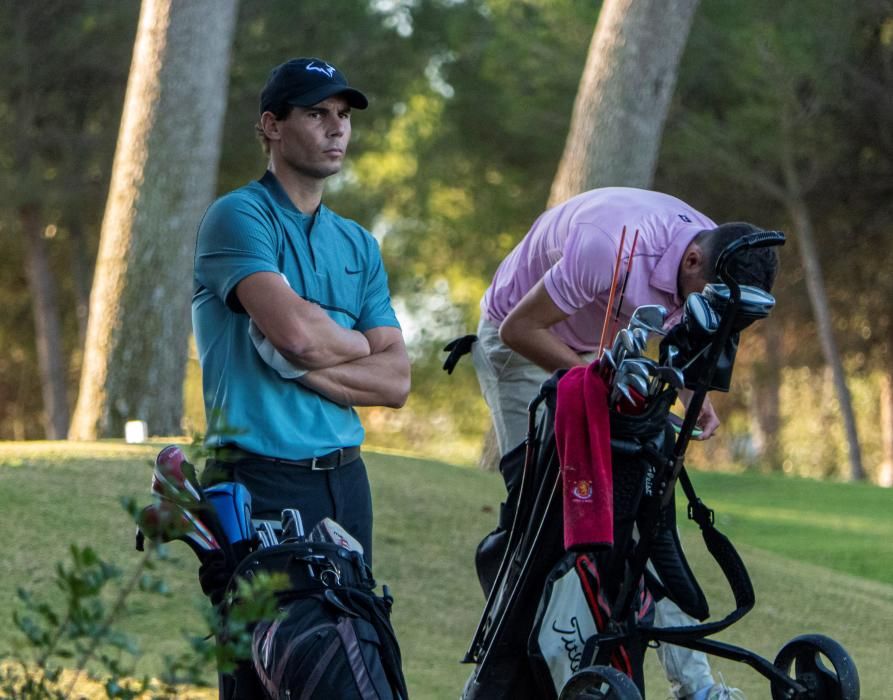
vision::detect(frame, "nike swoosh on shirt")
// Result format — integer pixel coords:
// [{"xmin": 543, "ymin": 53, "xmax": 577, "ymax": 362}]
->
[{"xmin": 344, "ymin": 267, "xmax": 362, "ymax": 275}]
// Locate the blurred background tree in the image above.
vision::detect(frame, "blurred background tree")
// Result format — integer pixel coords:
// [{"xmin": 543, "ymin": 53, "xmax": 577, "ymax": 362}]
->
[
  {"xmin": 0, "ymin": 1, "xmax": 138, "ymax": 439},
  {"xmin": 69, "ymin": 0, "xmax": 238, "ymax": 440},
  {"xmin": 2, "ymin": 0, "xmax": 892, "ymax": 483}
]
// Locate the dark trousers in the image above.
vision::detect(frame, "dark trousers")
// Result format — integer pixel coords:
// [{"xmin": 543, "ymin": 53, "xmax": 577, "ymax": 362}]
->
[
  {"xmin": 201, "ymin": 455, "xmax": 373, "ymax": 561},
  {"xmin": 201, "ymin": 455, "xmax": 374, "ymax": 700}
]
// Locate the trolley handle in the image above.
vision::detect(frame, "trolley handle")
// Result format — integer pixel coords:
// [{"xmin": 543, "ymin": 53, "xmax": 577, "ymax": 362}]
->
[{"xmin": 717, "ymin": 230, "xmax": 786, "ymax": 295}]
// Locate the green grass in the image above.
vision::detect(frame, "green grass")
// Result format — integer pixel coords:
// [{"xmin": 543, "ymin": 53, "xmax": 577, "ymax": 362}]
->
[
  {"xmin": 675, "ymin": 469, "xmax": 893, "ymax": 585},
  {"xmin": 1, "ymin": 441, "xmax": 891, "ymax": 698}
]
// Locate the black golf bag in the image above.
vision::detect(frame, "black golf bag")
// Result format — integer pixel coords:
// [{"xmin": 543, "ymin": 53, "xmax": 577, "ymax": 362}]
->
[
  {"xmin": 136, "ymin": 446, "xmax": 408, "ymax": 699},
  {"xmin": 463, "ymin": 377, "xmax": 718, "ymax": 699},
  {"xmin": 222, "ymin": 540, "xmax": 408, "ymax": 700}
]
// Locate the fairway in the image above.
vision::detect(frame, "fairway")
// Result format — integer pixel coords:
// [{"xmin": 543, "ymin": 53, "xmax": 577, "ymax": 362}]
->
[{"xmin": 1, "ymin": 441, "xmax": 890, "ymax": 698}]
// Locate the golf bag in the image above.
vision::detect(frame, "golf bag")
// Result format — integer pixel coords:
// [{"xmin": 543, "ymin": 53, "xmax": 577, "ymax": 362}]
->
[
  {"xmin": 464, "ymin": 232, "xmax": 860, "ymax": 700},
  {"xmin": 225, "ymin": 540, "xmax": 408, "ymax": 700},
  {"xmin": 463, "ymin": 378, "xmax": 708, "ymax": 699},
  {"xmin": 135, "ymin": 449, "xmax": 408, "ymax": 700}
]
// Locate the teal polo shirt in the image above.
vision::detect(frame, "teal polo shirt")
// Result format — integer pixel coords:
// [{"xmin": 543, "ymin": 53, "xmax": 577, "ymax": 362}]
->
[{"xmin": 192, "ymin": 171, "xmax": 401, "ymax": 460}]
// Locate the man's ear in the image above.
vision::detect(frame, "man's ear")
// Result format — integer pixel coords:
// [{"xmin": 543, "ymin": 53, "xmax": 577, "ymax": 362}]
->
[
  {"xmin": 681, "ymin": 242, "xmax": 705, "ymax": 274},
  {"xmin": 678, "ymin": 241, "xmax": 708, "ymax": 297},
  {"xmin": 260, "ymin": 111, "xmax": 281, "ymax": 142}
]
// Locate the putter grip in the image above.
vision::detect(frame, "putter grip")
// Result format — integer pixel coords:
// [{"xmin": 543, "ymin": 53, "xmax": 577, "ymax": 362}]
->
[
  {"xmin": 716, "ymin": 230, "xmax": 786, "ymax": 277},
  {"xmin": 741, "ymin": 230, "xmax": 786, "ymax": 248}
]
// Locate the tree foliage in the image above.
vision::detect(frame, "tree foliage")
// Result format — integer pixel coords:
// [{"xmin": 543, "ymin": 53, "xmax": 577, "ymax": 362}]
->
[
  {"xmin": 2, "ymin": 0, "xmax": 893, "ymax": 479},
  {"xmin": 0, "ymin": 2, "xmax": 137, "ymax": 439}
]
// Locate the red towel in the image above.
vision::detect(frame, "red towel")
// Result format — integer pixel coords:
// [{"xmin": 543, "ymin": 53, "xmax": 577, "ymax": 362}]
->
[{"xmin": 555, "ymin": 363, "xmax": 613, "ymax": 550}]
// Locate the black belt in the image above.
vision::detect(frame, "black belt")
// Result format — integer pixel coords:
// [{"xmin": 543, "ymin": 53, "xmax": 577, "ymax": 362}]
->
[{"xmin": 217, "ymin": 445, "xmax": 361, "ymax": 471}]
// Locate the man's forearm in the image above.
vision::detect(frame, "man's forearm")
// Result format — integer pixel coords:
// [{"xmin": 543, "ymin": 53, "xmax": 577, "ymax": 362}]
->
[
  {"xmin": 297, "ymin": 338, "xmax": 410, "ymax": 408},
  {"xmin": 277, "ymin": 322, "xmax": 371, "ymax": 370},
  {"xmin": 237, "ymin": 271, "xmax": 371, "ymax": 370},
  {"xmin": 500, "ymin": 325, "xmax": 586, "ymax": 373},
  {"xmin": 273, "ymin": 301, "xmax": 371, "ymax": 370},
  {"xmin": 497, "ymin": 279, "xmax": 584, "ymax": 373}
]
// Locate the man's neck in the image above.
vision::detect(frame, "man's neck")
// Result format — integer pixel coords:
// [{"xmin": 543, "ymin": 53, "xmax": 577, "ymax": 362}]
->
[{"xmin": 268, "ymin": 162, "xmax": 325, "ymax": 214}]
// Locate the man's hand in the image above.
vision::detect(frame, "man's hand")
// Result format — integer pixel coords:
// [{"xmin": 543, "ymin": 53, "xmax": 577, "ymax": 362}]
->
[
  {"xmin": 679, "ymin": 390, "xmax": 720, "ymax": 440},
  {"xmin": 695, "ymin": 396, "xmax": 720, "ymax": 440},
  {"xmin": 236, "ymin": 271, "xmax": 370, "ymax": 369}
]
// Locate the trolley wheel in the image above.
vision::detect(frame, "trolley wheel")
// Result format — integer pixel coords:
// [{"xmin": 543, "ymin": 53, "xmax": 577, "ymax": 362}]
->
[
  {"xmin": 558, "ymin": 665, "xmax": 642, "ymax": 700},
  {"xmin": 771, "ymin": 634, "xmax": 860, "ymax": 699}
]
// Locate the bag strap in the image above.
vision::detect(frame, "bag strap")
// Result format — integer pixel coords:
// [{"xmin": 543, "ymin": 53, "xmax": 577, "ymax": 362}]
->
[
  {"xmin": 647, "ymin": 466, "xmax": 755, "ymax": 643},
  {"xmin": 342, "ymin": 587, "xmax": 409, "ymax": 700}
]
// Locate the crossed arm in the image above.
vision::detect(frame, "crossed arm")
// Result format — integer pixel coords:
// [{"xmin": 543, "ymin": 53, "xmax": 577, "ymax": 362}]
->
[{"xmin": 236, "ymin": 272, "xmax": 410, "ymax": 408}]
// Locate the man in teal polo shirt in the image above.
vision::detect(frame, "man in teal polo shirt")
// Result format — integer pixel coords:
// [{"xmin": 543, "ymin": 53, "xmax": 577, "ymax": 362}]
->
[{"xmin": 192, "ymin": 57, "xmax": 410, "ymax": 570}]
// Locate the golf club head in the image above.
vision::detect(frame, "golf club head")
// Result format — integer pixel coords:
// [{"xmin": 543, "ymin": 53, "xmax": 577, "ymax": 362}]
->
[
  {"xmin": 617, "ymin": 358, "xmax": 654, "ymax": 380},
  {"xmin": 611, "ymin": 378, "xmax": 633, "ymax": 405},
  {"xmin": 601, "ymin": 348, "xmax": 617, "ymax": 370},
  {"xmin": 630, "ymin": 304, "xmax": 667, "ymax": 334},
  {"xmin": 136, "ymin": 500, "xmax": 221, "ymax": 561},
  {"xmin": 652, "ymin": 365, "xmax": 685, "ymax": 391},
  {"xmin": 611, "ymin": 331, "xmax": 625, "ymax": 363},
  {"xmin": 631, "ymin": 327, "xmax": 649, "ymax": 353},
  {"xmin": 617, "ymin": 328, "xmax": 638, "ymax": 360},
  {"xmin": 281, "ymin": 508, "xmax": 306, "ymax": 542},
  {"xmin": 152, "ymin": 445, "xmax": 203, "ymax": 504},
  {"xmin": 309, "ymin": 517, "xmax": 365, "ymax": 555},
  {"xmin": 255, "ymin": 519, "xmax": 280, "ymax": 548},
  {"xmin": 702, "ymin": 283, "xmax": 776, "ymax": 331},
  {"xmin": 683, "ymin": 293, "xmax": 721, "ymax": 336},
  {"xmin": 614, "ymin": 382, "xmax": 648, "ymax": 414},
  {"xmin": 625, "ymin": 372, "xmax": 650, "ymax": 397}
]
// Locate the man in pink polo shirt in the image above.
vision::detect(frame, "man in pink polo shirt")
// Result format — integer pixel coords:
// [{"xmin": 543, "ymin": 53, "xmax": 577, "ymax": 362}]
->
[{"xmin": 473, "ymin": 187, "xmax": 778, "ymax": 700}]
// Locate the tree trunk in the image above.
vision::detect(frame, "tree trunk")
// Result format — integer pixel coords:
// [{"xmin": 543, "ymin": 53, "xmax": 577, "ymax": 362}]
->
[
  {"xmin": 67, "ymin": 217, "xmax": 92, "ymax": 349},
  {"xmin": 21, "ymin": 204, "xmax": 70, "ymax": 439},
  {"xmin": 748, "ymin": 323, "xmax": 783, "ymax": 471},
  {"xmin": 68, "ymin": 0, "xmax": 238, "ymax": 440},
  {"xmin": 548, "ymin": 0, "xmax": 701, "ymax": 206},
  {"xmin": 879, "ymin": 371, "xmax": 893, "ymax": 487},
  {"xmin": 784, "ymin": 196, "xmax": 865, "ymax": 481}
]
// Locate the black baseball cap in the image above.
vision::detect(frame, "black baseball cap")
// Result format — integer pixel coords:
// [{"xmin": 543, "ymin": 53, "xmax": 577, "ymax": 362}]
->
[{"xmin": 260, "ymin": 58, "xmax": 368, "ymax": 114}]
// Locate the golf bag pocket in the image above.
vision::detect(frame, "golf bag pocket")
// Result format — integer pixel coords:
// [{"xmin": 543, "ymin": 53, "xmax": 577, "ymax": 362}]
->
[
  {"xmin": 528, "ymin": 552, "xmax": 653, "ymax": 698},
  {"xmin": 229, "ymin": 542, "xmax": 408, "ymax": 700},
  {"xmin": 252, "ymin": 589, "xmax": 405, "ymax": 700},
  {"xmin": 608, "ymin": 392, "xmax": 676, "ymax": 541}
]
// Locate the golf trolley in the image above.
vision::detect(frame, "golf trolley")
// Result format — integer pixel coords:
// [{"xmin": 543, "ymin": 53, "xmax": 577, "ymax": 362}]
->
[{"xmin": 461, "ymin": 231, "xmax": 860, "ymax": 699}]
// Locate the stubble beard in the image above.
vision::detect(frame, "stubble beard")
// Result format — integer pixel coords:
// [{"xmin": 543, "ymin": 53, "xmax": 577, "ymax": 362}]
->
[{"xmin": 290, "ymin": 156, "xmax": 343, "ymax": 182}]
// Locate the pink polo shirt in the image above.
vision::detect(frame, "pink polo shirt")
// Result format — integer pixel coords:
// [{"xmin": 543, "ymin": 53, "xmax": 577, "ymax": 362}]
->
[{"xmin": 481, "ymin": 187, "xmax": 716, "ymax": 352}]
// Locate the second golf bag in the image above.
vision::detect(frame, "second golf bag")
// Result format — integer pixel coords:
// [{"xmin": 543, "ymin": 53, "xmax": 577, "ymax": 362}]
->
[
  {"xmin": 225, "ymin": 540, "xmax": 408, "ymax": 700},
  {"xmin": 463, "ymin": 376, "xmax": 708, "ymax": 699}
]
